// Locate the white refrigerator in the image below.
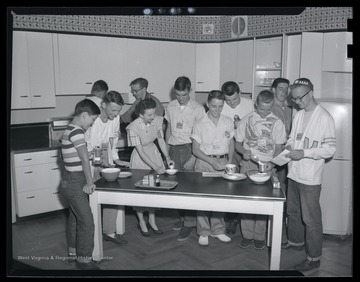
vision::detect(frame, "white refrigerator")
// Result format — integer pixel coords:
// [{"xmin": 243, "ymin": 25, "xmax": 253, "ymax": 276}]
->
[{"xmin": 318, "ymin": 99, "xmax": 352, "ymax": 235}]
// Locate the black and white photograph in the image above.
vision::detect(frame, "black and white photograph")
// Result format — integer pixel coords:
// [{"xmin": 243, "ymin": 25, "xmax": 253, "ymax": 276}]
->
[{"xmin": 7, "ymin": 6, "xmax": 353, "ymax": 278}]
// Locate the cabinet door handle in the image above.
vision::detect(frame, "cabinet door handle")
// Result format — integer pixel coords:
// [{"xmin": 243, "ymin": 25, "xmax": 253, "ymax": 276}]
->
[
  {"xmin": 238, "ymin": 82, "xmax": 244, "ymax": 84},
  {"xmin": 23, "ymin": 158, "xmax": 32, "ymax": 161},
  {"xmin": 24, "ymin": 171, "xmax": 33, "ymax": 174},
  {"xmin": 85, "ymin": 82, "xmax": 93, "ymax": 84},
  {"xmin": 33, "ymin": 95, "xmax": 42, "ymax": 97},
  {"xmin": 50, "ymin": 155, "xmax": 58, "ymax": 158},
  {"xmin": 51, "ymin": 167, "xmax": 59, "ymax": 170},
  {"xmin": 197, "ymin": 82, "xmax": 204, "ymax": 84},
  {"xmin": 20, "ymin": 96, "xmax": 29, "ymax": 98},
  {"xmin": 26, "ymin": 196, "xmax": 35, "ymax": 199},
  {"xmin": 52, "ymin": 192, "xmax": 60, "ymax": 195}
]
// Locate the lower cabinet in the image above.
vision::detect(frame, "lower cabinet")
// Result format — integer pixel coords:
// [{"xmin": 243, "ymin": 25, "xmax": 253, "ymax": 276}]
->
[
  {"xmin": 16, "ymin": 189, "xmax": 52, "ymax": 217},
  {"xmin": 12, "ymin": 149, "xmax": 68, "ymax": 218}
]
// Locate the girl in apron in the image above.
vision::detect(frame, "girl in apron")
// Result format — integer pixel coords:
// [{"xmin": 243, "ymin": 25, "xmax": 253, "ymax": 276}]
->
[{"xmin": 126, "ymin": 98, "xmax": 174, "ymax": 236}]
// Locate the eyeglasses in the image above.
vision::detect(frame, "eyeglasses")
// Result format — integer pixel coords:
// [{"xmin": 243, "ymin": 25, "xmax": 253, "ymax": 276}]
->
[
  {"xmin": 130, "ymin": 86, "xmax": 144, "ymax": 94},
  {"xmin": 291, "ymin": 90, "xmax": 311, "ymax": 102}
]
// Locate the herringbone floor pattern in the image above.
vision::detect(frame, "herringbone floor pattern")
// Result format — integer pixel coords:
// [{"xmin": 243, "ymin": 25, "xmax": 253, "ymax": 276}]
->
[{"xmin": 10, "ymin": 208, "xmax": 353, "ymax": 277}]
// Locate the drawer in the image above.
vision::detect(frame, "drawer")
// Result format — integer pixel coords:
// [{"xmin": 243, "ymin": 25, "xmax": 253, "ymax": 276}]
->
[
  {"xmin": 47, "ymin": 189, "xmax": 68, "ymax": 211},
  {"xmin": 16, "ymin": 189, "xmax": 50, "ymax": 217},
  {"xmin": 14, "ymin": 164, "xmax": 51, "ymax": 192},
  {"xmin": 14, "ymin": 149, "xmax": 60, "ymax": 167}
]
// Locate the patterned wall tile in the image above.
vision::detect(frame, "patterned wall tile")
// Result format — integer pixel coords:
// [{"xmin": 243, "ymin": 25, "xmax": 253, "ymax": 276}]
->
[{"xmin": 12, "ymin": 7, "xmax": 352, "ymax": 41}]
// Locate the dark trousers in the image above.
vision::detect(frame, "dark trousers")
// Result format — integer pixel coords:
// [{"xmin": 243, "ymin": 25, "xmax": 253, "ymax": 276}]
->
[
  {"xmin": 60, "ymin": 170, "xmax": 94, "ymax": 258},
  {"xmin": 169, "ymin": 144, "xmax": 196, "ymax": 227}
]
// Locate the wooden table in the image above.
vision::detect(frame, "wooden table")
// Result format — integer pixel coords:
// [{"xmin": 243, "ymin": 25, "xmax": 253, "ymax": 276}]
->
[{"xmin": 90, "ymin": 169, "xmax": 285, "ymax": 270}]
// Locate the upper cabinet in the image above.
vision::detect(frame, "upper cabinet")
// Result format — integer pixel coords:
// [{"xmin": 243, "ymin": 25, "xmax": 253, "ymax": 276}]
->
[
  {"xmin": 236, "ymin": 39, "xmax": 254, "ymax": 94},
  {"xmin": 126, "ymin": 39, "xmax": 195, "ymax": 102},
  {"xmin": 300, "ymin": 32, "xmax": 324, "ymax": 98},
  {"xmin": 253, "ymin": 37, "xmax": 283, "ymax": 99},
  {"xmin": 195, "ymin": 44, "xmax": 220, "ymax": 92},
  {"xmin": 54, "ymin": 34, "xmax": 128, "ymax": 95},
  {"xmin": 11, "ymin": 31, "xmax": 56, "ymax": 109},
  {"xmin": 220, "ymin": 40, "xmax": 254, "ymax": 94},
  {"xmin": 322, "ymin": 32, "xmax": 352, "ymax": 72}
]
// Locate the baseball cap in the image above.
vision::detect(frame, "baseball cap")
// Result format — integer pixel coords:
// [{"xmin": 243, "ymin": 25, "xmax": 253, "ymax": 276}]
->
[{"xmin": 291, "ymin": 78, "xmax": 314, "ymax": 91}]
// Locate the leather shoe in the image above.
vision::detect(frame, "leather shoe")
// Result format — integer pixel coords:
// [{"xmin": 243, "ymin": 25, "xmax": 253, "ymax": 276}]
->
[
  {"xmin": 281, "ymin": 242, "xmax": 304, "ymax": 251},
  {"xmin": 294, "ymin": 259, "xmax": 320, "ymax": 271},
  {"xmin": 137, "ymin": 224, "xmax": 151, "ymax": 237},
  {"xmin": 147, "ymin": 223, "xmax": 163, "ymax": 234},
  {"xmin": 225, "ymin": 220, "xmax": 238, "ymax": 235},
  {"xmin": 103, "ymin": 234, "xmax": 128, "ymax": 245}
]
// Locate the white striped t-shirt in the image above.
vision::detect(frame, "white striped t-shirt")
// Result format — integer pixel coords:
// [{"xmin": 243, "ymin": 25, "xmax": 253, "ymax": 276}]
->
[{"xmin": 61, "ymin": 124, "xmax": 87, "ymax": 172}]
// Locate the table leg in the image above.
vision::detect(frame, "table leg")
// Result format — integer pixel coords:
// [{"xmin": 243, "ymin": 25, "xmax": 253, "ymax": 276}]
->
[
  {"xmin": 269, "ymin": 202, "xmax": 284, "ymax": 270},
  {"xmin": 116, "ymin": 206, "xmax": 125, "ymax": 234},
  {"xmin": 90, "ymin": 191, "xmax": 103, "ymax": 261},
  {"xmin": 267, "ymin": 216, "xmax": 272, "ymax": 247}
]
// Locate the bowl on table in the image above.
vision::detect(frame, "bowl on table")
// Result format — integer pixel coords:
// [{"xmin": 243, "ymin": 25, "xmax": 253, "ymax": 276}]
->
[
  {"xmin": 101, "ymin": 167, "xmax": 121, "ymax": 182},
  {"xmin": 165, "ymin": 169, "xmax": 178, "ymax": 175},
  {"xmin": 247, "ymin": 170, "xmax": 272, "ymax": 184}
]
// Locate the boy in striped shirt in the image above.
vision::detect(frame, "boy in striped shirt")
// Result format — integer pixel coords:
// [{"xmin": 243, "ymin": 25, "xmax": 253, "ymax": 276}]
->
[{"xmin": 60, "ymin": 99, "xmax": 100, "ymax": 270}]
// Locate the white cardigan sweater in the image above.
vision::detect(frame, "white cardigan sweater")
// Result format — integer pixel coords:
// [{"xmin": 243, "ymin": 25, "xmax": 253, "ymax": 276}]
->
[{"xmin": 286, "ymin": 105, "xmax": 336, "ymax": 185}]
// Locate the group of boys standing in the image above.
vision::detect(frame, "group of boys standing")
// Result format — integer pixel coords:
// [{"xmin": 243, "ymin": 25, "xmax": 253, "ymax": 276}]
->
[{"xmin": 60, "ymin": 75, "xmax": 336, "ymax": 272}]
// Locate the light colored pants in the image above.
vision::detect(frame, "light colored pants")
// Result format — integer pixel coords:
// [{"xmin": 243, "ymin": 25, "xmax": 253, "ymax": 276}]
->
[
  {"xmin": 240, "ymin": 160, "xmax": 268, "ymax": 241},
  {"xmin": 241, "ymin": 214, "xmax": 267, "ymax": 241},
  {"xmin": 197, "ymin": 211, "xmax": 226, "ymax": 236},
  {"xmin": 194, "ymin": 157, "xmax": 227, "ymax": 236}
]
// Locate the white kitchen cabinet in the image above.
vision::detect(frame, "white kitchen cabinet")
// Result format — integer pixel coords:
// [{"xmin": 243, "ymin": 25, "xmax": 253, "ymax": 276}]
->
[
  {"xmin": 253, "ymin": 36, "xmax": 283, "ymax": 100},
  {"xmin": 126, "ymin": 38, "xmax": 196, "ymax": 102},
  {"xmin": 220, "ymin": 41, "xmax": 238, "ymax": 87},
  {"xmin": 300, "ymin": 32, "xmax": 323, "ymax": 98},
  {"xmin": 54, "ymin": 34, "xmax": 128, "ymax": 95},
  {"xmin": 219, "ymin": 40, "xmax": 254, "ymax": 94},
  {"xmin": 11, "ymin": 31, "xmax": 56, "ymax": 109},
  {"xmin": 322, "ymin": 32, "xmax": 352, "ymax": 72},
  {"xmin": 195, "ymin": 43, "xmax": 221, "ymax": 92},
  {"xmin": 284, "ymin": 34, "xmax": 302, "ymax": 84},
  {"xmin": 236, "ymin": 39, "xmax": 254, "ymax": 94},
  {"xmin": 12, "ymin": 149, "xmax": 67, "ymax": 217}
]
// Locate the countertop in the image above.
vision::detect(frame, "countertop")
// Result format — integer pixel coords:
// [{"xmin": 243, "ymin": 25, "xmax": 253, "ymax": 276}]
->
[{"xmin": 95, "ymin": 169, "xmax": 286, "ymax": 201}]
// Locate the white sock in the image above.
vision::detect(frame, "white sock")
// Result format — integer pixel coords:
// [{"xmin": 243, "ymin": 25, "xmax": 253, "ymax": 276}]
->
[{"xmin": 107, "ymin": 233, "xmax": 116, "ymax": 238}]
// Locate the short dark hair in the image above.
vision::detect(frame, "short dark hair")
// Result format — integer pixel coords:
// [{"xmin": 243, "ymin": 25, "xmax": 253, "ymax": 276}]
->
[
  {"xmin": 91, "ymin": 80, "xmax": 108, "ymax": 94},
  {"xmin": 207, "ymin": 90, "xmax": 225, "ymax": 102},
  {"xmin": 271, "ymin": 78, "xmax": 290, "ymax": 89},
  {"xmin": 103, "ymin": 91, "xmax": 124, "ymax": 106},
  {"xmin": 135, "ymin": 97, "xmax": 157, "ymax": 116},
  {"xmin": 256, "ymin": 90, "xmax": 274, "ymax": 105},
  {"xmin": 74, "ymin": 99, "xmax": 101, "ymax": 116},
  {"xmin": 130, "ymin": 77, "xmax": 148, "ymax": 89},
  {"xmin": 221, "ymin": 81, "xmax": 240, "ymax": 96},
  {"xmin": 174, "ymin": 76, "xmax": 191, "ymax": 91}
]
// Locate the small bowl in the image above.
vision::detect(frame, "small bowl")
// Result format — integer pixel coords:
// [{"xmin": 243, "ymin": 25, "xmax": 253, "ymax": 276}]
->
[
  {"xmin": 101, "ymin": 167, "xmax": 121, "ymax": 182},
  {"xmin": 247, "ymin": 170, "xmax": 271, "ymax": 184},
  {"xmin": 165, "ymin": 169, "xmax": 178, "ymax": 175}
]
